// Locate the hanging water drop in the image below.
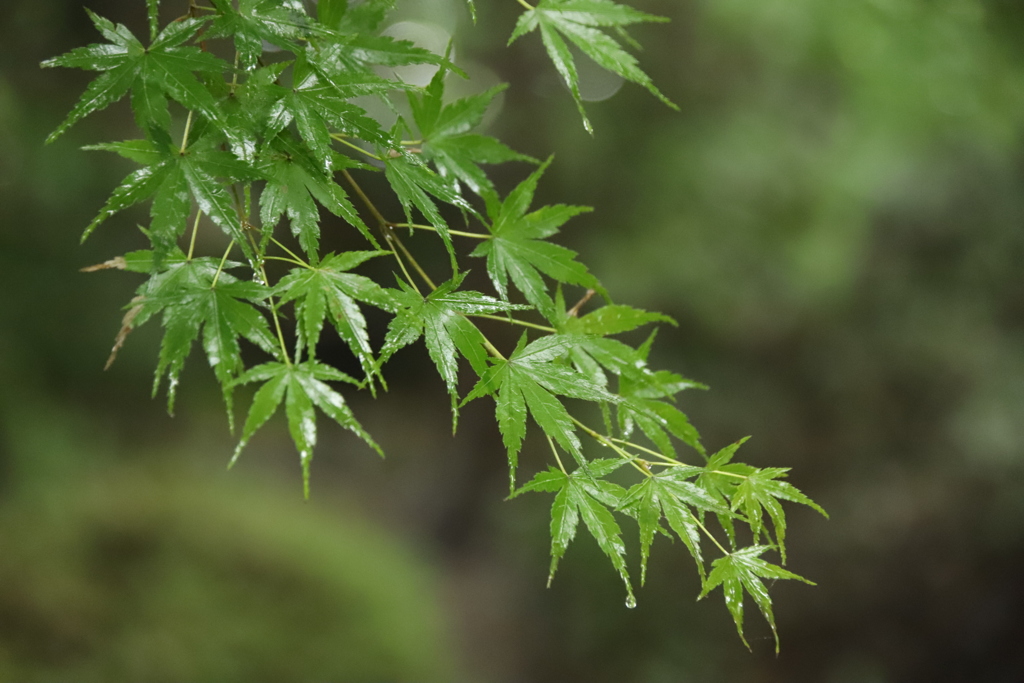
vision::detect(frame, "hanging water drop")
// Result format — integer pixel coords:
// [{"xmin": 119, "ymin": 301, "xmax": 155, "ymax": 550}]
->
[{"xmin": 625, "ymin": 595, "xmax": 637, "ymax": 609}]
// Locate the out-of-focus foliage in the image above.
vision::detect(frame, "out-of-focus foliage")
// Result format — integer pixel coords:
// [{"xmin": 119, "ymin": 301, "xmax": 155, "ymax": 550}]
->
[{"xmin": 0, "ymin": 404, "xmax": 458, "ymax": 682}]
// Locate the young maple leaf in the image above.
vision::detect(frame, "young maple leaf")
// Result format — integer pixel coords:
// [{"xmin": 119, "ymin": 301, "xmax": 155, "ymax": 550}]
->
[
  {"xmin": 207, "ymin": 0, "xmax": 311, "ymax": 71},
  {"xmin": 384, "ymin": 143, "xmax": 476, "ymax": 272},
  {"xmin": 696, "ymin": 439, "xmax": 828, "ymax": 557},
  {"xmin": 42, "ymin": 11, "xmax": 233, "ymax": 143},
  {"xmin": 699, "ymin": 545, "xmax": 815, "ymax": 653},
  {"xmin": 514, "ymin": 459, "xmax": 634, "ymax": 602},
  {"xmin": 274, "ymin": 250, "xmax": 394, "ymax": 387},
  {"xmin": 471, "ymin": 160, "xmax": 598, "ymax": 317},
  {"xmin": 232, "ymin": 360, "xmax": 382, "ymax": 498},
  {"xmin": 83, "ymin": 133, "xmax": 261, "ymax": 265},
  {"xmin": 408, "ymin": 66, "xmax": 536, "ymax": 198},
  {"xmin": 463, "ymin": 333, "xmax": 617, "ymax": 485},
  {"xmin": 126, "ymin": 255, "xmax": 279, "ymax": 416},
  {"xmin": 265, "ymin": 69, "xmax": 395, "ymax": 174},
  {"xmin": 380, "ymin": 274, "xmax": 528, "ymax": 426},
  {"xmin": 618, "ymin": 469, "xmax": 731, "ymax": 585},
  {"xmin": 509, "ymin": 0, "xmax": 678, "ymax": 133},
  {"xmin": 259, "ymin": 135, "xmax": 376, "ymax": 256}
]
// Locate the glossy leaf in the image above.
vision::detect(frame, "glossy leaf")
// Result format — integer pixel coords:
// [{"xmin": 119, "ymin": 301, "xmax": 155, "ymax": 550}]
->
[
  {"xmin": 509, "ymin": 0, "xmax": 677, "ymax": 132},
  {"xmin": 472, "ymin": 160, "xmax": 597, "ymax": 316},
  {"xmin": 232, "ymin": 360, "xmax": 382, "ymax": 497},
  {"xmin": 464, "ymin": 333, "xmax": 617, "ymax": 484},
  {"xmin": 382, "ymin": 275, "xmax": 527, "ymax": 423},
  {"xmin": 275, "ymin": 250, "xmax": 393, "ymax": 384},
  {"xmin": 699, "ymin": 545, "xmax": 815, "ymax": 652},
  {"xmin": 516, "ymin": 463, "xmax": 635, "ymax": 603}
]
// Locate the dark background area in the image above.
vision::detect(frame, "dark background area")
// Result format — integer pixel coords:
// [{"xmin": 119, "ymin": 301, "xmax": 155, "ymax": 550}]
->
[{"xmin": 3, "ymin": 0, "xmax": 1024, "ymax": 681}]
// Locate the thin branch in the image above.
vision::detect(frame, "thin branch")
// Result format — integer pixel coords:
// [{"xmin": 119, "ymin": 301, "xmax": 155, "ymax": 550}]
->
[
  {"xmin": 469, "ymin": 313, "xmax": 556, "ymax": 333},
  {"xmin": 179, "ymin": 110, "xmax": 194, "ymax": 154},
  {"xmin": 332, "ymin": 135, "xmax": 383, "ymax": 161},
  {"xmin": 186, "ymin": 210, "xmax": 202, "ymax": 260},
  {"xmin": 393, "ymin": 222, "xmax": 492, "ymax": 240}
]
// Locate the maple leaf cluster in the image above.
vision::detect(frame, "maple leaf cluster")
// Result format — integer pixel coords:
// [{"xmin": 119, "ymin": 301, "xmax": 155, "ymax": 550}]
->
[{"xmin": 45, "ymin": 0, "xmax": 825, "ymax": 649}]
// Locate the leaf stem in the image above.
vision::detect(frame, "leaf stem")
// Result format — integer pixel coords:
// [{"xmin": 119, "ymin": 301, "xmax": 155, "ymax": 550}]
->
[
  {"xmin": 179, "ymin": 110, "xmax": 194, "ymax": 154},
  {"xmin": 691, "ymin": 512, "xmax": 730, "ymax": 556},
  {"xmin": 211, "ymin": 239, "xmax": 234, "ymax": 288},
  {"xmin": 481, "ymin": 336, "xmax": 506, "ymax": 361},
  {"xmin": 341, "ymin": 168, "xmax": 390, "ymax": 231},
  {"xmin": 394, "ymin": 222, "xmax": 492, "ymax": 240},
  {"xmin": 516, "ymin": 0, "xmax": 535, "ymax": 9},
  {"xmin": 710, "ymin": 470, "xmax": 749, "ymax": 480},
  {"xmin": 387, "ymin": 238, "xmax": 422, "ymax": 296},
  {"xmin": 331, "ymin": 135, "xmax": 383, "ymax": 161},
  {"xmin": 609, "ymin": 437, "xmax": 684, "ymax": 465},
  {"xmin": 186, "ymin": 210, "xmax": 202, "ymax": 260},
  {"xmin": 571, "ymin": 416, "xmax": 649, "ymax": 477},
  {"xmin": 270, "ymin": 300, "xmax": 292, "ymax": 367},
  {"xmin": 270, "ymin": 237, "xmax": 308, "ymax": 267},
  {"xmin": 547, "ymin": 435, "xmax": 568, "ymax": 475},
  {"xmin": 340, "ymin": 169, "xmax": 423, "ymax": 293},
  {"xmin": 391, "ymin": 231, "xmax": 438, "ymax": 290},
  {"xmin": 469, "ymin": 313, "xmax": 556, "ymax": 333},
  {"xmin": 264, "ymin": 255, "xmax": 309, "ymax": 268}
]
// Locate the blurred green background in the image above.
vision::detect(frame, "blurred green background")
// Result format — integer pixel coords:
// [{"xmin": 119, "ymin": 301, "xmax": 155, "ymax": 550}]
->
[{"xmin": 3, "ymin": 0, "xmax": 1024, "ymax": 680}]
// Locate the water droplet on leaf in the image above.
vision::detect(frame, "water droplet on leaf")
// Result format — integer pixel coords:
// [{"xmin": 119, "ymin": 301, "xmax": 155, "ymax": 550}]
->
[{"xmin": 625, "ymin": 595, "xmax": 637, "ymax": 609}]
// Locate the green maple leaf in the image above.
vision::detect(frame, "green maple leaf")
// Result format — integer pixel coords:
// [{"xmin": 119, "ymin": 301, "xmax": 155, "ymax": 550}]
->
[
  {"xmin": 471, "ymin": 160, "xmax": 598, "ymax": 316},
  {"xmin": 559, "ymin": 302, "xmax": 675, "ymax": 336},
  {"xmin": 729, "ymin": 466, "xmax": 829, "ymax": 564},
  {"xmin": 380, "ymin": 274, "xmax": 527, "ymax": 423},
  {"xmin": 384, "ymin": 148, "xmax": 474, "ymax": 271},
  {"xmin": 464, "ymin": 333, "xmax": 618, "ymax": 485},
  {"xmin": 259, "ymin": 134, "xmax": 376, "ymax": 255},
  {"xmin": 126, "ymin": 253, "xmax": 279, "ymax": 416},
  {"xmin": 699, "ymin": 545, "xmax": 815, "ymax": 652},
  {"xmin": 266, "ymin": 67, "xmax": 394, "ymax": 174},
  {"xmin": 514, "ymin": 459, "xmax": 634, "ymax": 602},
  {"xmin": 324, "ymin": 0, "xmax": 394, "ymax": 33},
  {"xmin": 409, "ymin": 67, "xmax": 536, "ymax": 198},
  {"xmin": 42, "ymin": 11, "xmax": 233, "ymax": 142},
  {"xmin": 83, "ymin": 133, "xmax": 261, "ymax": 264},
  {"xmin": 208, "ymin": 0, "xmax": 311, "ymax": 71},
  {"xmin": 509, "ymin": 0, "xmax": 677, "ymax": 133},
  {"xmin": 316, "ymin": 32, "xmax": 448, "ymax": 73},
  {"xmin": 601, "ymin": 328, "xmax": 707, "ymax": 459},
  {"xmin": 618, "ymin": 470, "xmax": 730, "ymax": 584},
  {"xmin": 274, "ymin": 250, "xmax": 393, "ymax": 387},
  {"xmin": 232, "ymin": 360, "xmax": 382, "ymax": 498}
]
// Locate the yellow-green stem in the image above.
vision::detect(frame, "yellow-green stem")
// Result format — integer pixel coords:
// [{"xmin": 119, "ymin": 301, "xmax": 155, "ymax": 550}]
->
[
  {"xmin": 392, "ymin": 234, "xmax": 437, "ymax": 290},
  {"xmin": 387, "ymin": 239, "xmax": 422, "ymax": 296},
  {"xmin": 691, "ymin": 512, "xmax": 729, "ymax": 556},
  {"xmin": 609, "ymin": 437, "xmax": 684, "ymax": 465},
  {"xmin": 470, "ymin": 313, "xmax": 556, "ymax": 333},
  {"xmin": 570, "ymin": 416, "xmax": 649, "ymax": 476},
  {"xmin": 331, "ymin": 135, "xmax": 383, "ymax": 161},
  {"xmin": 179, "ymin": 110, "xmax": 194, "ymax": 154},
  {"xmin": 186, "ymin": 210, "xmax": 202, "ymax": 260},
  {"xmin": 548, "ymin": 435, "xmax": 568, "ymax": 475},
  {"xmin": 270, "ymin": 237, "xmax": 308, "ymax": 267},
  {"xmin": 264, "ymin": 255, "xmax": 309, "ymax": 268},
  {"xmin": 210, "ymin": 239, "xmax": 234, "ymax": 287},
  {"xmin": 481, "ymin": 336, "xmax": 506, "ymax": 361},
  {"xmin": 395, "ymin": 222, "xmax": 492, "ymax": 240},
  {"xmin": 341, "ymin": 168, "xmax": 390, "ymax": 229}
]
